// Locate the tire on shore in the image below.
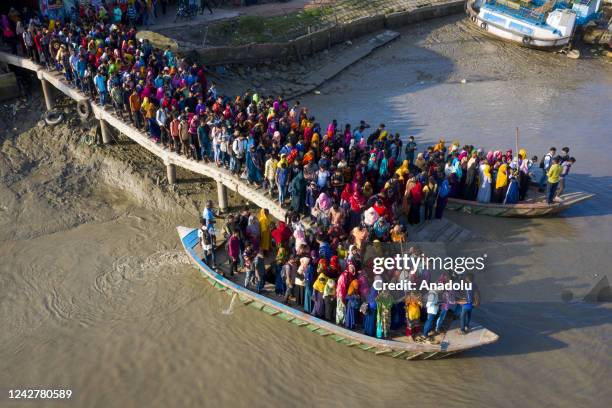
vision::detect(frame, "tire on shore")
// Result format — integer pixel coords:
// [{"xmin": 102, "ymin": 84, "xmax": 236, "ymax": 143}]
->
[
  {"xmin": 480, "ymin": 22, "xmax": 488, "ymax": 30},
  {"xmin": 44, "ymin": 110, "xmax": 64, "ymax": 126},
  {"xmin": 77, "ymin": 100, "xmax": 91, "ymax": 120}
]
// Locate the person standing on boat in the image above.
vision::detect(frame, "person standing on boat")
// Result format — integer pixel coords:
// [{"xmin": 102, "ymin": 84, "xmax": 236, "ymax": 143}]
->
[
  {"xmin": 202, "ymin": 200, "xmax": 215, "ymax": 230},
  {"xmin": 477, "ymin": 161, "xmax": 492, "ymax": 203},
  {"xmin": 538, "ymin": 147, "xmax": 556, "ymax": 192},
  {"xmin": 435, "ymin": 273, "xmax": 455, "ymax": 334},
  {"xmin": 556, "ymin": 157, "xmax": 575, "ymax": 199},
  {"xmin": 504, "ymin": 173, "xmax": 520, "ymax": 204},
  {"xmin": 362, "ymin": 286, "xmax": 378, "ymax": 337},
  {"xmin": 274, "ymin": 246, "xmax": 288, "ymax": 295},
  {"xmin": 198, "ymin": 219, "xmax": 215, "ymax": 268},
  {"xmin": 375, "ymin": 290, "xmax": 394, "ymax": 339},
  {"xmin": 294, "ymin": 256, "xmax": 309, "ymax": 308},
  {"xmin": 335, "ymin": 264, "xmax": 354, "ymax": 325},
  {"xmin": 323, "ymin": 279, "xmax": 337, "ymax": 322},
  {"xmin": 283, "ymin": 257, "xmax": 298, "ymax": 305},
  {"xmin": 405, "ymin": 291, "xmax": 422, "ymax": 339},
  {"xmin": 435, "ymin": 177, "xmax": 450, "ymax": 219},
  {"xmin": 457, "ymin": 274, "xmax": 480, "ymax": 335},
  {"xmin": 422, "ymin": 176, "xmax": 438, "ymax": 221},
  {"xmin": 227, "ymin": 230, "xmax": 240, "ymax": 278},
  {"xmin": 312, "ymin": 264, "xmax": 330, "ymax": 318},
  {"xmin": 254, "ymin": 249, "xmax": 266, "ymax": 293},
  {"xmin": 345, "ymin": 279, "xmax": 360, "ymax": 330},
  {"xmin": 546, "ymin": 157, "xmax": 563, "ymax": 204},
  {"xmin": 423, "ymin": 289, "xmax": 439, "ymax": 339},
  {"xmin": 463, "ymin": 151, "xmax": 479, "ymax": 200},
  {"xmin": 493, "ymin": 162, "xmax": 509, "ymax": 203}
]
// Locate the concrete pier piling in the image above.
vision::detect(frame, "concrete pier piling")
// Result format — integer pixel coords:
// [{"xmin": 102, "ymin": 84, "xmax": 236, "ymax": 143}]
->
[
  {"xmin": 99, "ymin": 119, "xmax": 111, "ymax": 144},
  {"xmin": 0, "ymin": 50, "xmax": 286, "ymax": 221},
  {"xmin": 217, "ymin": 181, "xmax": 228, "ymax": 212},
  {"xmin": 40, "ymin": 78, "xmax": 54, "ymax": 111},
  {"xmin": 166, "ymin": 163, "xmax": 177, "ymax": 185}
]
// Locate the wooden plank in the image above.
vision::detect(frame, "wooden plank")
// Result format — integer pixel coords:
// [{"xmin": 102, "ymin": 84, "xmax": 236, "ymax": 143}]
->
[{"xmin": 405, "ymin": 352, "xmax": 425, "ymax": 360}]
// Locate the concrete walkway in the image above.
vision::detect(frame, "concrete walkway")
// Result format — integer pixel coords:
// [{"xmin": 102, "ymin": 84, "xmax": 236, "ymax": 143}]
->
[{"xmin": 0, "ymin": 50, "xmax": 476, "ymax": 245}]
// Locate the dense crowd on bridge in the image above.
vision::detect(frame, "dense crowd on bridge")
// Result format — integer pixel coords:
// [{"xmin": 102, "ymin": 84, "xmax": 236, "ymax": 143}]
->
[{"xmin": 3, "ymin": 2, "xmax": 577, "ymax": 341}]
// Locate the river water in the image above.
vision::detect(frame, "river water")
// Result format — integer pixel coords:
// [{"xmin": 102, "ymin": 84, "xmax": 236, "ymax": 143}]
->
[{"xmin": 1, "ymin": 15, "xmax": 611, "ymax": 408}]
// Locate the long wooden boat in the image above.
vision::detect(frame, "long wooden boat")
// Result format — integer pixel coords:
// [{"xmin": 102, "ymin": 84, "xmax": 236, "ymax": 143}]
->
[
  {"xmin": 446, "ymin": 186, "xmax": 595, "ymax": 217},
  {"xmin": 178, "ymin": 226, "xmax": 499, "ymax": 360}
]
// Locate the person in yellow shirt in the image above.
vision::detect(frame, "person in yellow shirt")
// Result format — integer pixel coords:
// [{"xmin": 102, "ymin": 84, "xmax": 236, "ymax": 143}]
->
[{"xmin": 546, "ymin": 157, "xmax": 562, "ymax": 204}]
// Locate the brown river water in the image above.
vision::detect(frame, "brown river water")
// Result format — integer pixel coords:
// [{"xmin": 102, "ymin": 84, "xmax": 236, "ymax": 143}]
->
[{"xmin": 1, "ymin": 15, "xmax": 611, "ymax": 408}]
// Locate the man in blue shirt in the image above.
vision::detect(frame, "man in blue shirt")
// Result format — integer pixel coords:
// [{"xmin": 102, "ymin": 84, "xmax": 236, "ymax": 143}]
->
[
  {"xmin": 202, "ymin": 200, "xmax": 216, "ymax": 230},
  {"xmin": 94, "ymin": 70, "xmax": 107, "ymax": 105}
]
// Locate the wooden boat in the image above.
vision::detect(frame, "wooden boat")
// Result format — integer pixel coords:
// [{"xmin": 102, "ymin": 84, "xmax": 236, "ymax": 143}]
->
[
  {"xmin": 446, "ymin": 185, "xmax": 595, "ymax": 217},
  {"xmin": 178, "ymin": 226, "xmax": 499, "ymax": 360}
]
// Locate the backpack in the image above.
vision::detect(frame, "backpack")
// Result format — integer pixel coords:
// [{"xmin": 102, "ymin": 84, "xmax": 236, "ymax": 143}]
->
[
  {"xmin": 438, "ymin": 180, "xmax": 450, "ymax": 198},
  {"xmin": 539, "ymin": 153, "xmax": 551, "ymax": 169}
]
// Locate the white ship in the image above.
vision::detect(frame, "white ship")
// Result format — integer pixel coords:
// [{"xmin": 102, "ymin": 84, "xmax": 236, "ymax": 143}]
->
[{"xmin": 466, "ymin": 0, "xmax": 602, "ymax": 49}]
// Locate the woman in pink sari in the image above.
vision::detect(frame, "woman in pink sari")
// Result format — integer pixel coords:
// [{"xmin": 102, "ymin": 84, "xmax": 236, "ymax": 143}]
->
[{"xmin": 335, "ymin": 263, "xmax": 355, "ymax": 325}]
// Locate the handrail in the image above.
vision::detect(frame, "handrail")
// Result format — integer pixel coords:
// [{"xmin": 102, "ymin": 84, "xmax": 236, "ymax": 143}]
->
[{"xmin": 0, "ymin": 50, "xmax": 287, "ymax": 221}]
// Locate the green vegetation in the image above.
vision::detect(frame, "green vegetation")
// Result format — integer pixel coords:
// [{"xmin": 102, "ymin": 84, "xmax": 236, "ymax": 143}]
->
[{"xmin": 208, "ymin": 8, "xmax": 331, "ymax": 46}]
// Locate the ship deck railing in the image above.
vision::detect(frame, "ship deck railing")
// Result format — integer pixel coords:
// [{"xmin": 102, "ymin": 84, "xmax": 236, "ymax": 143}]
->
[{"xmin": 484, "ymin": 0, "xmax": 548, "ymax": 25}]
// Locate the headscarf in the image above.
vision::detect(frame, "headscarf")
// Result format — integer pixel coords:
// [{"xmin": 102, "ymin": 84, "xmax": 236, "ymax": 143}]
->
[
  {"xmin": 414, "ymin": 153, "xmax": 426, "ymax": 170},
  {"xmin": 357, "ymin": 272, "xmax": 369, "ymax": 299},
  {"xmin": 316, "ymin": 192, "xmax": 332, "ymax": 211},
  {"xmin": 482, "ymin": 163, "xmax": 492, "ymax": 182},
  {"xmin": 349, "ymin": 189, "xmax": 365, "ymax": 212},
  {"xmin": 395, "ymin": 160, "xmax": 410, "ymax": 180},
  {"xmin": 496, "ymin": 163, "xmax": 508, "ymax": 189},
  {"xmin": 271, "ymin": 221, "xmax": 292, "ymax": 245},
  {"xmin": 277, "ymin": 154, "xmax": 288, "ymax": 168},
  {"xmin": 347, "ymin": 279, "xmax": 360, "ymax": 296},
  {"xmin": 341, "ymin": 183, "xmax": 354, "ymax": 203}
]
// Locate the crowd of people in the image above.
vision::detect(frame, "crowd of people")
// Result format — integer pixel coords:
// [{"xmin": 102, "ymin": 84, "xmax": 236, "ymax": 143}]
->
[{"xmin": 2, "ymin": 3, "xmax": 576, "ymax": 341}]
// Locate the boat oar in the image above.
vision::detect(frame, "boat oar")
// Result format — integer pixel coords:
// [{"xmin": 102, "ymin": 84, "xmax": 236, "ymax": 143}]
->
[{"xmin": 222, "ymin": 293, "xmax": 238, "ymax": 315}]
